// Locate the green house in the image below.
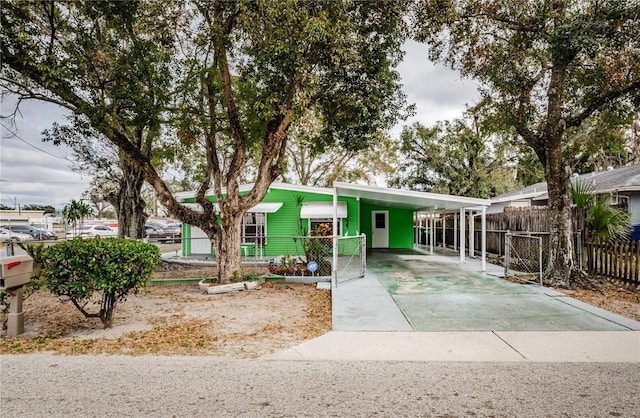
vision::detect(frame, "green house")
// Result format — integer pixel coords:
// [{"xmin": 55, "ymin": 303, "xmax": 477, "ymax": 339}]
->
[{"xmin": 177, "ymin": 182, "xmax": 492, "ymax": 271}]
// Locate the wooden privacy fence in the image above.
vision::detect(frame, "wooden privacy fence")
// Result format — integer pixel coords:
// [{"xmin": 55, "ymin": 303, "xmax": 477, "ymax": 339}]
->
[
  {"xmin": 584, "ymin": 240, "xmax": 640, "ymax": 287},
  {"xmin": 486, "ymin": 206, "xmax": 586, "ymax": 233}
]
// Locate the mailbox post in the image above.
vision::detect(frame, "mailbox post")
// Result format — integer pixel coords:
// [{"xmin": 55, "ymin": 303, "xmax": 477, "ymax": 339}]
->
[{"xmin": 0, "ymin": 255, "xmax": 34, "ymax": 337}]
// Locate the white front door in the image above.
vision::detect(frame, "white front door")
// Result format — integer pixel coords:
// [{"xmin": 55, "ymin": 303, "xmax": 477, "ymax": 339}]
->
[{"xmin": 371, "ymin": 210, "xmax": 389, "ymax": 248}]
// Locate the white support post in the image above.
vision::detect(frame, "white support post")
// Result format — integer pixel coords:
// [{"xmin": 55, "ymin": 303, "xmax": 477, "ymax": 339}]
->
[
  {"xmin": 459, "ymin": 207, "xmax": 465, "ymax": 263},
  {"xmin": 469, "ymin": 212, "xmax": 475, "ymax": 258},
  {"xmin": 481, "ymin": 206, "xmax": 487, "ymax": 272},
  {"xmin": 413, "ymin": 212, "xmax": 420, "ymax": 248},
  {"xmin": 332, "ymin": 190, "xmax": 338, "ymax": 288},
  {"xmin": 454, "ymin": 213, "xmax": 458, "ymax": 251},
  {"xmin": 442, "ymin": 215, "xmax": 446, "ymax": 248},
  {"xmin": 429, "ymin": 212, "xmax": 434, "ymax": 255}
]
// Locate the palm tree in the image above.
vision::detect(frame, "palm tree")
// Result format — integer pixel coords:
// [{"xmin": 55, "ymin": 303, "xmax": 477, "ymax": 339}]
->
[
  {"xmin": 571, "ymin": 181, "xmax": 631, "ymax": 242},
  {"xmin": 63, "ymin": 200, "xmax": 95, "ymax": 233}
]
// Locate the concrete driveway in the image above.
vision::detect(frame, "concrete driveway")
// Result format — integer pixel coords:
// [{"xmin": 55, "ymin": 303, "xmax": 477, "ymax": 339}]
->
[
  {"xmin": 333, "ymin": 249, "xmax": 640, "ymax": 332},
  {"xmin": 277, "ymin": 249, "xmax": 639, "ymax": 363}
]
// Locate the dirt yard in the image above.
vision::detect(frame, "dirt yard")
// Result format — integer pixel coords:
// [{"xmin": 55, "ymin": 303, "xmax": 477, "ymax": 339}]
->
[
  {"xmin": 0, "ymin": 263, "xmax": 331, "ymax": 358},
  {"xmin": 1, "ymin": 260, "xmax": 638, "ymax": 357},
  {"xmin": 555, "ymin": 282, "xmax": 640, "ymax": 322}
]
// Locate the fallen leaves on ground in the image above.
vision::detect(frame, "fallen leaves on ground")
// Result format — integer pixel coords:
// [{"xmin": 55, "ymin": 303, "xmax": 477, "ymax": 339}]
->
[
  {"xmin": 1, "ymin": 277, "xmax": 332, "ymax": 358},
  {"xmin": 506, "ymin": 275, "xmax": 640, "ymax": 322},
  {"xmin": 556, "ymin": 282, "xmax": 640, "ymax": 322}
]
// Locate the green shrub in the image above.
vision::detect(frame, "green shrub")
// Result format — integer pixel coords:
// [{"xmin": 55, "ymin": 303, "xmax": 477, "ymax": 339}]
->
[{"xmin": 42, "ymin": 238, "xmax": 160, "ymax": 328}]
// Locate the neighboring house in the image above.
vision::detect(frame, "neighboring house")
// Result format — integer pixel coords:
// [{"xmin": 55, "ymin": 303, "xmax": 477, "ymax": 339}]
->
[
  {"xmin": 489, "ymin": 165, "xmax": 640, "ymax": 224},
  {"xmin": 176, "ymin": 182, "xmax": 491, "ymax": 267}
]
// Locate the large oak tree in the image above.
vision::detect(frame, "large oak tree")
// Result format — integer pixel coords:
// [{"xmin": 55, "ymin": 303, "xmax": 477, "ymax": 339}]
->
[
  {"xmin": 413, "ymin": 0, "xmax": 640, "ymax": 287},
  {"xmin": 282, "ymin": 111, "xmax": 400, "ymax": 187},
  {"xmin": 1, "ymin": 1, "xmax": 173, "ymax": 238},
  {"xmin": 2, "ymin": 0, "xmax": 408, "ymax": 282}
]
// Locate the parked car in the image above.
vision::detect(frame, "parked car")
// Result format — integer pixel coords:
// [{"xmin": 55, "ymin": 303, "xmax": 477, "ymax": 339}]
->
[
  {"xmin": 146, "ymin": 221, "xmax": 165, "ymax": 230},
  {"xmin": 145, "ymin": 223, "xmax": 161, "ymax": 236},
  {"xmin": 0, "ymin": 227, "xmax": 34, "ymax": 243},
  {"xmin": 148, "ymin": 224, "xmax": 182, "ymax": 243},
  {"xmin": 0, "ymin": 224, "xmax": 58, "ymax": 240},
  {"xmin": 66, "ymin": 225, "xmax": 118, "ymax": 239}
]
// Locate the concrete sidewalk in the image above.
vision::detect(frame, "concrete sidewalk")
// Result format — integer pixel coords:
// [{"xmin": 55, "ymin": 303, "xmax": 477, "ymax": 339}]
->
[{"xmin": 267, "ymin": 330, "xmax": 640, "ymax": 362}]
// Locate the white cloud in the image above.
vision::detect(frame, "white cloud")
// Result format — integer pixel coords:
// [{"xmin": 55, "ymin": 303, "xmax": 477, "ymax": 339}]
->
[
  {"xmin": 0, "ymin": 99, "xmax": 90, "ymax": 208},
  {"xmin": 392, "ymin": 40, "xmax": 480, "ymax": 137}
]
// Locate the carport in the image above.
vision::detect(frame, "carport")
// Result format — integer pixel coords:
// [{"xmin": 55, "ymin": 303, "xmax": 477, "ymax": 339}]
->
[{"xmin": 331, "ymin": 182, "xmax": 491, "ymax": 271}]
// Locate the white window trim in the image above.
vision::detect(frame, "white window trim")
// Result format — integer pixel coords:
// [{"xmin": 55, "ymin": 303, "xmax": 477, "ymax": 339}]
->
[
  {"xmin": 308, "ymin": 218, "xmax": 342, "ymax": 236},
  {"xmin": 242, "ymin": 212, "xmax": 267, "ymax": 245}
]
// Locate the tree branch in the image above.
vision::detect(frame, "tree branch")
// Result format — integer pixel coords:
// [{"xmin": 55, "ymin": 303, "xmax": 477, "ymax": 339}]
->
[
  {"xmin": 0, "ymin": 76, "xmax": 78, "ymax": 112},
  {"xmin": 566, "ymin": 79, "xmax": 640, "ymax": 129}
]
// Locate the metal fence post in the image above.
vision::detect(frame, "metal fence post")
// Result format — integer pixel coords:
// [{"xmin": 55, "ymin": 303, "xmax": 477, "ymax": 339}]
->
[
  {"xmin": 6, "ymin": 241, "xmax": 15, "ymax": 256},
  {"xmin": 504, "ymin": 230, "xmax": 511, "ymax": 277},
  {"xmin": 538, "ymin": 236, "xmax": 543, "ymax": 286},
  {"xmin": 576, "ymin": 231, "xmax": 583, "ymax": 271}
]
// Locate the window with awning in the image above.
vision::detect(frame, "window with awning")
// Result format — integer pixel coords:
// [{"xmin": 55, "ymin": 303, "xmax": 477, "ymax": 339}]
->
[{"xmin": 301, "ymin": 201, "xmax": 348, "ymax": 235}]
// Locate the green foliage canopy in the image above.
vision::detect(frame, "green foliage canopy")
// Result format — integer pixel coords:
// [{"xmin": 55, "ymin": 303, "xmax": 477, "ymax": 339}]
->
[
  {"xmin": 389, "ymin": 119, "xmax": 519, "ymax": 198},
  {"xmin": 2, "ymin": 0, "xmax": 410, "ymax": 283}
]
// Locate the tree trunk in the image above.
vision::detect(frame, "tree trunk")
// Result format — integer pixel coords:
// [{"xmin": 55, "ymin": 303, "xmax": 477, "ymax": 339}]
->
[
  {"xmin": 212, "ymin": 210, "xmax": 243, "ymax": 284},
  {"xmin": 100, "ymin": 292, "xmax": 117, "ymax": 329},
  {"xmin": 542, "ymin": 138, "xmax": 595, "ymax": 289},
  {"xmin": 109, "ymin": 159, "xmax": 148, "ymax": 239},
  {"xmin": 543, "ymin": 142, "xmax": 574, "ymax": 287},
  {"xmin": 535, "ymin": 61, "xmax": 597, "ymax": 289}
]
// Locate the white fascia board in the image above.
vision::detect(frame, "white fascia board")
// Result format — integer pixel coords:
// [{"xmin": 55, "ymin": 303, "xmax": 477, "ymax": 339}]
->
[
  {"xmin": 182, "ymin": 201, "xmax": 283, "ymax": 213},
  {"xmin": 267, "ymin": 182, "xmax": 335, "ymax": 196},
  {"xmin": 175, "ymin": 182, "xmax": 334, "ymax": 202},
  {"xmin": 334, "ymin": 182, "xmax": 490, "ymax": 209}
]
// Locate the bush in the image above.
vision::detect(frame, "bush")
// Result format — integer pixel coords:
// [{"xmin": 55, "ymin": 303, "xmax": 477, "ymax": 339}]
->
[{"xmin": 42, "ymin": 238, "xmax": 160, "ymax": 328}]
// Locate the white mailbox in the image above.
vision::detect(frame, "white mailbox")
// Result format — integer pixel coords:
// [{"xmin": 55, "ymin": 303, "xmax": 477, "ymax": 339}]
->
[{"xmin": 0, "ymin": 255, "xmax": 33, "ymax": 291}]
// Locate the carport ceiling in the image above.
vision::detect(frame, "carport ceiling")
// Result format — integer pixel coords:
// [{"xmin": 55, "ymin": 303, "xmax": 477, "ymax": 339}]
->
[{"xmin": 334, "ymin": 182, "xmax": 491, "ymax": 212}]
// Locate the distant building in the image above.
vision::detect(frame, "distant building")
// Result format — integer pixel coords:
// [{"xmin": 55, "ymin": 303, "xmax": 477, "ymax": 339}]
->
[
  {"xmin": 0, "ymin": 210, "xmax": 59, "ymax": 231},
  {"xmin": 490, "ymin": 165, "xmax": 640, "ymax": 223}
]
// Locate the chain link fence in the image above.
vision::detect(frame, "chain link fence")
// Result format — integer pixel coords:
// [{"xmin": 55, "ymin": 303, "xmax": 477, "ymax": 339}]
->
[
  {"xmin": 334, "ymin": 235, "xmax": 367, "ymax": 286},
  {"xmin": 504, "ymin": 231, "xmax": 583, "ymax": 285},
  {"xmin": 504, "ymin": 232, "xmax": 548, "ymax": 285},
  {"xmin": 183, "ymin": 234, "xmax": 366, "ymax": 284}
]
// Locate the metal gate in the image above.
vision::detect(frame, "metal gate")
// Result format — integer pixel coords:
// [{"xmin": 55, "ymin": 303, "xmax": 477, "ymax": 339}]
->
[
  {"xmin": 334, "ymin": 235, "xmax": 367, "ymax": 286},
  {"xmin": 504, "ymin": 232, "xmax": 545, "ymax": 285}
]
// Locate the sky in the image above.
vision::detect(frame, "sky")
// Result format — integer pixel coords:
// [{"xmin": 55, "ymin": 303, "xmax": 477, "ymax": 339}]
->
[{"xmin": 0, "ymin": 40, "xmax": 480, "ymax": 209}]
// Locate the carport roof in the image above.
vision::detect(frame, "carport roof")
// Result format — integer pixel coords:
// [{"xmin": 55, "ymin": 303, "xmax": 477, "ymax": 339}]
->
[{"xmin": 333, "ymin": 182, "xmax": 491, "ymax": 212}]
